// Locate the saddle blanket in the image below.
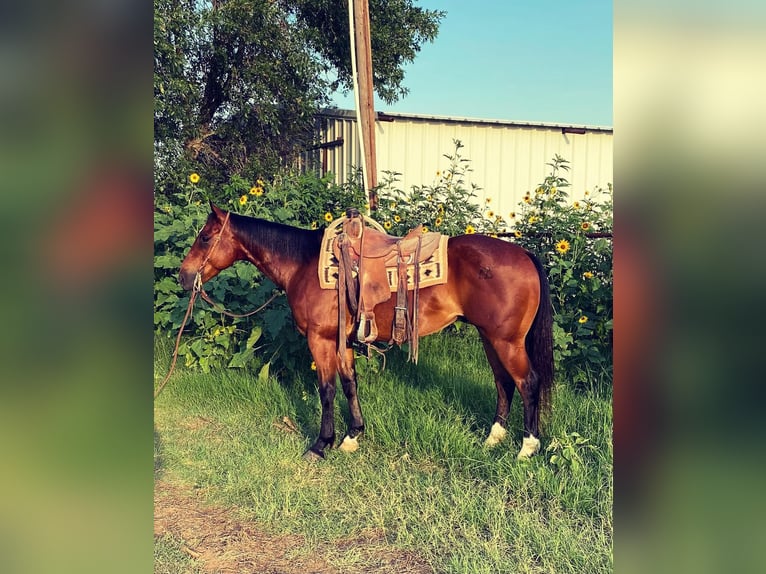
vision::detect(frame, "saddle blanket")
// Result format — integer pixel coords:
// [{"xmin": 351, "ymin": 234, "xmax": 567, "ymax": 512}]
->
[{"xmin": 318, "ymin": 217, "xmax": 449, "ymax": 291}]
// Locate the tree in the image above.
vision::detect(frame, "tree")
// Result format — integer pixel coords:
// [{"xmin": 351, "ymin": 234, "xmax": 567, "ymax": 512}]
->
[{"xmin": 154, "ymin": 0, "xmax": 443, "ymax": 194}]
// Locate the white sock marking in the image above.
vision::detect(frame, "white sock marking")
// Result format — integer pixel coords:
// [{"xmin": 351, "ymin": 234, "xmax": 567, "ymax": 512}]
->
[
  {"xmin": 517, "ymin": 435, "xmax": 541, "ymax": 459},
  {"xmin": 484, "ymin": 422, "xmax": 508, "ymax": 447},
  {"xmin": 338, "ymin": 435, "xmax": 359, "ymax": 453}
]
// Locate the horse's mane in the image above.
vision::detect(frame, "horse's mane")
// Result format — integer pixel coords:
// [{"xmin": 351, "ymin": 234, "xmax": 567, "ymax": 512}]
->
[{"xmin": 229, "ymin": 212, "xmax": 323, "ymax": 263}]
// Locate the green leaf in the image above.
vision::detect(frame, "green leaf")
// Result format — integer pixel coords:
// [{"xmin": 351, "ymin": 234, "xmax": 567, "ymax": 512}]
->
[
  {"xmin": 258, "ymin": 362, "xmax": 270, "ymax": 383},
  {"xmin": 228, "ymin": 347, "xmax": 254, "ymax": 368},
  {"xmin": 246, "ymin": 326, "xmax": 263, "ymax": 348}
]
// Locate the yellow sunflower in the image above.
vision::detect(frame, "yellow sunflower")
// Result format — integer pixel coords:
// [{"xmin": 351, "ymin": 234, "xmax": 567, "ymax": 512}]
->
[
  {"xmin": 394, "ymin": 215, "xmax": 401, "ymax": 223},
  {"xmin": 249, "ymin": 186, "xmax": 264, "ymax": 196},
  {"xmin": 422, "ymin": 226, "xmax": 429, "ymax": 233},
  {"xmin": 485, "ymin": 197, "xmax": 492, "ymax": 204},
  {"xmin": 573, "ymin": 201, "xmax": 581, "ymax": 209},
  {"xmin": 324, "ymin": 212, "xmax": 333, "ymax": 222},
  {"xmin": 310, "ymin": 361, "xmax": 317, "ymax": 371},
  {"xmin": 578, "ymin": 315, "xmax": 588, "ymax": 324},
  {"xmin": 384, "ymin": 220, "xmax": 392, "ymax": 229},
  {"xmin": 465, "ymin": 224, "xmax": 476, "ymax": 234},
  {"xmin": 581, "ymin": 221, "xmax": 591, "ymax": 231},
  {"xmin": 509, "ymin": 212, "xmax": 516, "ymax": 219},
  {"xmin": 487, "ymin": 210, "xmax": 495, "ymax": 218},
  {"xmin": 239, "ymin": 195, "xmax": 248, "ymax": 205},
  {"xmin": 583, "ymin": 271, "xmax": 594, "ymax": 279},
  {"xmin": 528, "ymin": 216, "xmax": 538, "ymax": 224},
  {"xmin": 189, "ymin": 172, "xmax": 200, "ymax": 184},
  {"xmin": 435, "ymin": 216, "xmax": 443, "ymax": 227},
  {"xmin": 523, "ymin": 196, "xmax": 531, "ymax": 204},
  {"xmin": 555, "ymin": 239, "xmax": 571, "ymax": 254},
  {"xmin": 311, "ymin": 221, "xmax": 318, "ymax": 230},
  {"xmin": 514, "ymin": 230, "xmax": 522, "ymax": 239}
]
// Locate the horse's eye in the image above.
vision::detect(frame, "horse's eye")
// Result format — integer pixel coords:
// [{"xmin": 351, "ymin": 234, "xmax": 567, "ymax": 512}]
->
[{"xmin": 200, "ymin": 234, "xmax": 210, "ymax": 243}]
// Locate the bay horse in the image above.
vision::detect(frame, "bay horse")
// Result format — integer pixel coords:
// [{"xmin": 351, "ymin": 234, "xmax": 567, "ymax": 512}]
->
[{"xmin": 179, "ymin": 203, "xmax": 554, "ymax": 461}]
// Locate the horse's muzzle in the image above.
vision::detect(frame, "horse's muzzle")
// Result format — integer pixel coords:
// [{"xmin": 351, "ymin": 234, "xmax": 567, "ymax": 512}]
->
[{"xmin": 178, "ymin": 270, "xmax": 195, "ymax": 291}]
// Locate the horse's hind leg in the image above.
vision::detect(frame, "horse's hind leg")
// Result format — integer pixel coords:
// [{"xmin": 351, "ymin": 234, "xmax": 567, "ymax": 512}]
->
[
  {"xmin": 486, "ymin": 337, "xmax": 542, "ymax": 459},
  {"xmin": 480, "ymin": 334, "xmax": 515, "ymax": 447},
  {"xmin": 338, "ymin": 347, "xmax": 365, "ymax": 453}
]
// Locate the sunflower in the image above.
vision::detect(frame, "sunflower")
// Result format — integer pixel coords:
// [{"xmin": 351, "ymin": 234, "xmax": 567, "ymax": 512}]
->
[
  {"xmin": 239, "ymin": 195, "xmax": 248, "ymax": 205},
  {"xmin": 555, "ymin": 239, "xmax": 571, "ymax": 254},
  {"xmin": 384, "ymin": 220, "xmax": 392, "ymax": 230},
  {"xmin": 324, "ymin": 212, "xmax": 333, "ymax": 222},
  {"xmin": 550, "ymin": 187, "xmax": 557, "ymax": 194},
  {"xmin": 487, "ymin": 210, "xmax": 495, "ymax": 218},
  {"xmin": 311, "ymin": 221, "xmax": 318, "ymax": 230},
  {"xmin": 435, "ymin": 216, "xmax": 443, "ymax": 227},
  {"xmin": 581, "ymin": 221, "xmax": 591, "ymax": 231},
  {"xmin": 578, "ymin": 315, "xmax": 588, "ymax": 324},
  {"xmin": 485, "ymin": 197, "xmax": 492, "ymax": 204},
  {"xmin": 528, "ymin": 216, "xmax": 538, "ymax": 224},
  {"xmin": 256, "ymin": 178, "xmax": 265, "ymax": 186},
  {"xmin": 514, "ymin": 230, "xmax": 522, "ymax": 239},
  {"xmin": 583, "ymin": 271, "xmax": 594, "ymax": 279},
  {"xmin": 310, "ymin": 361, "xmax": 317, "ymax": 371},
  {"xmin": 509, "ymin": 212, "xmax": 516, "ymax": 219},
  {"xmin": 422, "ymin": 226, "xmax": 429, "ymax": 233},
  {"xmin": 389, "ymin": 202, "xmax": 397, "ymax": 209},
  {"xmin": 394, "ymin": 215, "xmax": 401, "ymax": 223},
  {"xmin": 249, "ymin": 186, "xmax": 264, "ymax": 196},
  {"xmin": 465, "ymin": 224, "xmax": 476, "ymax": 234},
  {"xmin": 523, "ymin": 196, "xmax": 531, "ymax": 204},
  {"xmin": 573, "ymin": 201, "xmax": 581, "ymax": 209},
  {"xmin": 189, "ymin": 173, "xmax": 200, "ymax": 184}
]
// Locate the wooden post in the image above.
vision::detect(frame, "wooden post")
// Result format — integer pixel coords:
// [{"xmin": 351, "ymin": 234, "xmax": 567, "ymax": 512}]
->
[{"xmin": 351, "ymin": 0, "xmax": 378, "ymax": 210}]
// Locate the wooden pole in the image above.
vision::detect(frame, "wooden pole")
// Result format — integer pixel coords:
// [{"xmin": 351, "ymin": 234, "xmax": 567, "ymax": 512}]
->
[{"xmin": 351, "ymin": 0, "xmax": 378, "ymax": 210}]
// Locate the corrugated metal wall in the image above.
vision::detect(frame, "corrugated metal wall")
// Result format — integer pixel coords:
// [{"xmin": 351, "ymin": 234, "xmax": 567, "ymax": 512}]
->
[{"xmin": 307, "ymin": 110, "xmax": 613, "ymax": 216}]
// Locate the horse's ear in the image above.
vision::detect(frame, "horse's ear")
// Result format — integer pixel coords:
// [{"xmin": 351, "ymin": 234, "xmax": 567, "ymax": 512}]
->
[{"xmin": 209, "ymin": 201, "xmax": 227, "ymax": 220}]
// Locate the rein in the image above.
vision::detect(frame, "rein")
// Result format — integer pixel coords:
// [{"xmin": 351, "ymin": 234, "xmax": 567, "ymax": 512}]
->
[{"xmin": 154, "ymin": 210, "xmax": 280, "ymax": 398}]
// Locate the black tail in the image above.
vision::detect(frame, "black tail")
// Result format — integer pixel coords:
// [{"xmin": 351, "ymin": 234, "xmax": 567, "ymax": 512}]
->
[{"xmin": 525, "ymin": 251, "xmax": 554, "ymax": 421}]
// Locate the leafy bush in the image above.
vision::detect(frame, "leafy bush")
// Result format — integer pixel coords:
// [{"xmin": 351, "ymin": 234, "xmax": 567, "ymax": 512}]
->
[
  {"xmin": 509, "ymin": 155, "xmax": 613, "ymax": 390},
  {"xmin": 373, "ymin": 140, "xmax": 498, "ymax": 236},
  {"xmin": 154, "ymin": 150, "xmax": 612, "ymax": 391}
]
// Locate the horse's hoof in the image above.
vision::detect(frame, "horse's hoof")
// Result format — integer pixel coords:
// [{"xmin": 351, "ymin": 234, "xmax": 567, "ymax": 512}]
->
[
  {"xmin": 516, "ymin": 435, "xmax": 541, "ymax": 459},
  {"xmin": 484, "ymin": 422, "xmax": 508, "ymax": 447},
  {"xmin": 302, "ymin": 449, "xmax": 324, "ymax": 462},
  {"xmin": 338, "ymin": 435, "xmax": 359, "ymax": 453}
]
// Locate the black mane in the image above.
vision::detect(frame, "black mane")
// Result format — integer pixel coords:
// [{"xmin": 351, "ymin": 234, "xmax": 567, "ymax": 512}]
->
[{"xmin": 229, "ymin": 212, "xmax": 323, "ymax": 263}]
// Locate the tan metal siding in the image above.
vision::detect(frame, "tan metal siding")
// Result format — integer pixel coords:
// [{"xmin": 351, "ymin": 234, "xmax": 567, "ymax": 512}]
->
[{"xmin": 310, "ymin": 111, "xmax": 612, "ymax": 213}]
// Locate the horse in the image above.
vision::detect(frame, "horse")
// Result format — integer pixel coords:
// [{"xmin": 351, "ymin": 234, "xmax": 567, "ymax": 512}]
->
[{"xmin": 178, "ymin": 203, "xmax": 554, "ymax": 461}]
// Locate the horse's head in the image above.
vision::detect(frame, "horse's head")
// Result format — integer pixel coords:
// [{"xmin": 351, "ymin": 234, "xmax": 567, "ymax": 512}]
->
[{"xmin": 179, "ymin": 202, "xmax": 239, "ymax": 290}]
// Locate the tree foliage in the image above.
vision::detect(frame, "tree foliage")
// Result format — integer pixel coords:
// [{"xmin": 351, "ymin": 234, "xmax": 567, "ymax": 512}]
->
[{"xmin": 154, "ymin": 0, "xmax": 443, "ymax": 193}]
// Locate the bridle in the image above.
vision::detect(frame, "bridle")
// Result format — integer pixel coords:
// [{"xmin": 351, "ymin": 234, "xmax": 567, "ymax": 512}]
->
[{"xmin": 154, "ymin": 210, "xmax": 279, "ymax": 398}]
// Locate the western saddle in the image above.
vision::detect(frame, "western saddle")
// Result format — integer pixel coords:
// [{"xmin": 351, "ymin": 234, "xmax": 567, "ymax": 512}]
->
[{"xmin": 333, "ymin": 208, "xmax": 443, "ymax": 364}]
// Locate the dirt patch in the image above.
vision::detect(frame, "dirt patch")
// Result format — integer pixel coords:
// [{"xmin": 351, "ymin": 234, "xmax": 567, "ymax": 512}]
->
[{"xmin": 154, "ymin": 480, "xmax": 434, "ymax": 574}]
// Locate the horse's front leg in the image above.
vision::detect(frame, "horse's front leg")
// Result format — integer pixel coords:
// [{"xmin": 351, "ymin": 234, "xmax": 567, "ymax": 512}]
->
[
  {"xmin": 304, "ymin": 335, "xmax": 338, "ymax": 461},
  {"xmin": 338, "ymin": 347, "xmax": 365, "ymax": 453}
]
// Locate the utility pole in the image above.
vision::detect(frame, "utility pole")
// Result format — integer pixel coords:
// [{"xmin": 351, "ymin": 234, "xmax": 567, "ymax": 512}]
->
[{"xmin": 349, "ymin": 0, "xmax": 378, "ymax": 211}]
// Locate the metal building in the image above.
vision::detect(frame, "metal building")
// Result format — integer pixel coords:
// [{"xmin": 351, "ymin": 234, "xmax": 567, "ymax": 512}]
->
[{"xmin": 305, "ymin": 108, "xmax": 613, "ymax": 216}]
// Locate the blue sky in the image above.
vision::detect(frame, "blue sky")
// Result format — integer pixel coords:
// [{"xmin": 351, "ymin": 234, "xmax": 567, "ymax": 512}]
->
[{"xmin": 332, "ymin": 0, "xmax": 613, "ymax": 127}]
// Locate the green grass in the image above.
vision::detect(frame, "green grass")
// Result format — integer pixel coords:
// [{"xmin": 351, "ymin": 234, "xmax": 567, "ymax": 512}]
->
[{"xmin": 154, "ymin": 329, "xmax": 612, "ymax": 573}]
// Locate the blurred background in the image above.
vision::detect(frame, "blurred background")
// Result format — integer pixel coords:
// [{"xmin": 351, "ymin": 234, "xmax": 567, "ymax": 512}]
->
[{"xmin": 0, "ymin": 1, "xmax": 764, "ymax": 572}]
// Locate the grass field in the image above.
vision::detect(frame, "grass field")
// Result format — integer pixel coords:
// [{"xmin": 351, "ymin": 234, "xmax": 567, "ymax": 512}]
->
[{"xmin": 154, "ymin": 329, "xmax": 612, "ymax": 573}]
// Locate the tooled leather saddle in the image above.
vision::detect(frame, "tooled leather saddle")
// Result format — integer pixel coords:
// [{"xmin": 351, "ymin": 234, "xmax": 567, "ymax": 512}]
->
[{"xmin": 332, "ymin": 208, "xmax": 446, "ymax": 364}]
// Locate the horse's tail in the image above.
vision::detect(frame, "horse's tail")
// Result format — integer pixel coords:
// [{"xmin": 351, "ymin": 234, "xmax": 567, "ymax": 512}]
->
[{"xmin": 525, "ymin": 251, "xmax": 555, "ymax": 422}]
